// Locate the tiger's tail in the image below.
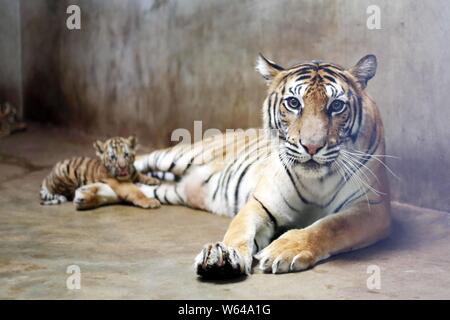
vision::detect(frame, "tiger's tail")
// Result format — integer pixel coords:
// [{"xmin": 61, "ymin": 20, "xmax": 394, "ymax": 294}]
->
[
  {"xmin": 134, "ymin": 133, "xmax": 238, "ymax": 180},
  {"xmin": 134, "ymin": 144, "xmax": 191, "ymax": 178},
  {"xmin": 134, "ymin": 142, "xmax": 209, "ymax": 180},
  {"xmin": 147, "ymin": 170, "xmax": 177, "ymax": 182}
]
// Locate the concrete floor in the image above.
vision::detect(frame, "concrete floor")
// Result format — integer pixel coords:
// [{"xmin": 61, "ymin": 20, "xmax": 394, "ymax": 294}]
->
[{"xmin": 0, "ymin": 125, "xmax": 449, "ymax": 299}]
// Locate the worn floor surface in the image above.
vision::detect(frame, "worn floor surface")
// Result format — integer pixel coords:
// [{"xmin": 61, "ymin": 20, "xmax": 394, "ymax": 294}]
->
[{"xmin": 0, "ymin": 125, "xmax": 449, "ymax": 299}]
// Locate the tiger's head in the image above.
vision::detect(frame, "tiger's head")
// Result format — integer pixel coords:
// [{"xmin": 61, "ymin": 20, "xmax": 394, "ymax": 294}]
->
[
  {"xmin": 93, "ymin": 136, "xmax": 138, "ymax": 181},
  {"xmin": 256, "ymin": 54, "xmax": 377, "ymax": 178}
]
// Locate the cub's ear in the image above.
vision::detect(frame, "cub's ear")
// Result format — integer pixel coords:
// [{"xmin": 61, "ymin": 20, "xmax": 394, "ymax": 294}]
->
[
  {"xmin": 256, "ymin": 53, "xmax": 284, "ymax": 84},
  {"xmin": 349, "ymin": 54, "xmax": 377, "ymax": 89},
  {"xmin": 127, "ymin": 135, "xmax": 137, "ymax": 150},
  {"xmin": 93, "ymin": 140, "xmax": 105, "ymax": 157}
]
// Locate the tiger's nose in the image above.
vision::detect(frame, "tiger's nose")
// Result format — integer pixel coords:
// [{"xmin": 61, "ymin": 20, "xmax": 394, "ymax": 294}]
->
[
  {"xmin": 300, "ymin": 141, "xmax": 324, "ymax": 155},
  {"xmin": 118, "ymin": 161, "xmax": 127, "ymax": 169}
]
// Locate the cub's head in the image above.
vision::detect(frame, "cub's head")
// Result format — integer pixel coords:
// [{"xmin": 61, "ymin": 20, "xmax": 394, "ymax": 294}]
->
[
  {"xmin": 256, "ymin": 54, "xmax": 377, "ymax": 178},
  {"xmin": 93, "ymin": 136, "xmax": 138, "ymax": 181}
]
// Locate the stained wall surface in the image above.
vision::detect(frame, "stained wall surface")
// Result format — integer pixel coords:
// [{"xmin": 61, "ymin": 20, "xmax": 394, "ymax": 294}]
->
[{"xmin": 0, "ymin": 0, "xmax": 22, "ymax": 116}]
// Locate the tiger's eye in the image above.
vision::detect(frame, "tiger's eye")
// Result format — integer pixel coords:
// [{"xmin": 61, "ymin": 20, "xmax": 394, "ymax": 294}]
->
[
  {"xmin": 329, "ymin": 100, "xmax": 346, "ymax": 114},
  {"xmin": 286, "ymin": 97, "xmax": 301, "ymax": 110}
]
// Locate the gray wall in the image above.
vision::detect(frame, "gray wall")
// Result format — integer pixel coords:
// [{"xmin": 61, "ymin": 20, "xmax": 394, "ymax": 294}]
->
[
  {"xmin": 8, "ymin": 0, "xmax": 450, "ymax": 212},
  {"xmin": 0, "ymin": 0, "xmax": 22, "ymax": 117}
]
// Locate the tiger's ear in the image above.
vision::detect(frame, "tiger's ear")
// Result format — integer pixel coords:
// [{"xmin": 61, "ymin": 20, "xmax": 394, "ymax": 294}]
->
[
  {"xmin": 349, "ymin": 54, "xmax": 377, "ymax": 89},
  {"xmin": 256, "ymin": 53, "xmax": 284, "ymax": 84},
  {"xmin": 127, "ymin": 135, "xmax": 138, "ymax": 150},
  {"xmin": 93, "ymin": 140, "xmax": 105, "ymax": 157}
]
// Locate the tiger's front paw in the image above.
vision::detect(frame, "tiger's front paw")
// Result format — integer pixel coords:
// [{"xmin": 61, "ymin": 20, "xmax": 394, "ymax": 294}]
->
[
  {"xmin": 73, "ymin": 186, "xmax": 98, "ymax": 210},
  {"xmin": 133, "ymin": 197, "xmax": 161, "ymax": 209},
  {"xmin": 255, "ymin": 230, "xmax": 328, "ymax": 274},
  {"xmin": 195, "ymin": 242, "xmax": 250, "ymax": 278}
]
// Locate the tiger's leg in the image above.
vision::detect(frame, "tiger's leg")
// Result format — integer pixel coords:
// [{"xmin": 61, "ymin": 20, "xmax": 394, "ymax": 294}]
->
[
  {"xmin": 255, "ymin": 201, "xmax": 391, "ymax": 273},
  {"xmin": 104, "ymin": 179, "xmax": 161, "ymax": 209},
  {"xmin": 194, "ymin": 196, "xmax": 277, "ymax": 277},
  {"xmin": 137, "ymin": 157, "xmax": 229, "ymax": 210},
  {"xmin": 73, "ymin": 181, "xmax": 186, "ymax": 209},
  {"xmin": 73, "ymin": 183, "xmax": 120, "ymax": 210}
]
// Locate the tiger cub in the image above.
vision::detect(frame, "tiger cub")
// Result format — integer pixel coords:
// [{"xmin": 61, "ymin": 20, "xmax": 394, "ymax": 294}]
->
[{"xmin": 40, "ymin": 136, "xmax": 161, "ymax": 210}]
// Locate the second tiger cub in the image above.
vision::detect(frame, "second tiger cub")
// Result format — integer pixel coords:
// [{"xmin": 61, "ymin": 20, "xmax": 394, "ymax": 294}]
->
[{"xmin": 40, "ymin": 136, "xmax": 161, "ymax": 210}]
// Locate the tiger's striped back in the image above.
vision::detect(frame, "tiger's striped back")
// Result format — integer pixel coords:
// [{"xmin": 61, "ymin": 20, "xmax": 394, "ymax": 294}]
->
[{"xmin": 40, "ymin": 157, "xmax": 107, "ymax": 204}]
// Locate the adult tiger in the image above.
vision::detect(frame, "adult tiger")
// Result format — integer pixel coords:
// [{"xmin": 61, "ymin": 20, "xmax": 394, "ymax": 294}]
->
[{"xmin": 75, "ymin": 54, "xmax": 391, "ymax": 277}]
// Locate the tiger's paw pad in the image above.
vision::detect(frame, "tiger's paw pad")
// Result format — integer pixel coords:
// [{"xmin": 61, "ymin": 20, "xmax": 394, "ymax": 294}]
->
[{"xmin": 195, "ymin": 242, "xmax": 249, "ymax": 278}]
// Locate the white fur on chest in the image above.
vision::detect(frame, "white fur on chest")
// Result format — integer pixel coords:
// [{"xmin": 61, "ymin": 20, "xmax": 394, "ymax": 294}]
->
[{"xmin": 254, "ymin": 156, "xmax": 360, "ymax": 229}]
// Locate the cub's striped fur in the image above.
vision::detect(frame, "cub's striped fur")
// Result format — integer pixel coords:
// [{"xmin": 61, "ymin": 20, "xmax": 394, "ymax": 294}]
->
[
  {"xmin": 75, "ymin": 54, "xmax": 391, "ymax": 278},
  {"xmin": 40, "ymin": 136, "xmax": 161, "ymax": 209}
]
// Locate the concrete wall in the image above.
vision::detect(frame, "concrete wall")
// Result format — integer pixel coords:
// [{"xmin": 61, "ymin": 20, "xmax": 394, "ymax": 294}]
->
[
  {"xmin": 0, "ymin": 0, "xmax": 22, "ymax": 117},
  {"xmin": 13, "ymin": 0, "xmax": 450, "ymax": 211},
  {"xmin": 20, "ymin": 1, "xmax": 63, "ymax": 123}
]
